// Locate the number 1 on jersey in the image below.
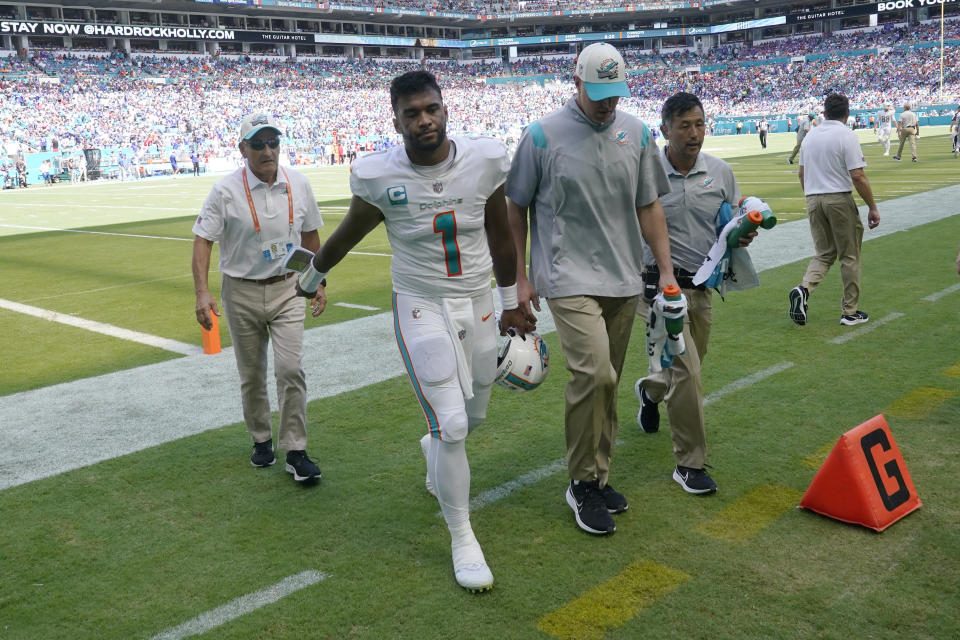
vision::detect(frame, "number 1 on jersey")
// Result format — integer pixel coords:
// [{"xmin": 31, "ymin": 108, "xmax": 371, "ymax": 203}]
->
[{"xmin": 433, "ymin": 210, "xmax": 462, "ymax": 277}]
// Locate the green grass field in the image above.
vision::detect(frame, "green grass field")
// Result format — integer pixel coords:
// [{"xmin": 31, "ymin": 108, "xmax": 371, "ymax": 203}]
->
[{"xmin": 1, "ymin": 129, "xmax": 958, "ymax": 639}]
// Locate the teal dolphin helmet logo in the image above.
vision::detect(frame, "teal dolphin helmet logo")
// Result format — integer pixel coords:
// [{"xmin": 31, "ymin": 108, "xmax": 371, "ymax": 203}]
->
[{"xmin": 596, "ymin": 58, "xmax": 619, "ymax": 81}]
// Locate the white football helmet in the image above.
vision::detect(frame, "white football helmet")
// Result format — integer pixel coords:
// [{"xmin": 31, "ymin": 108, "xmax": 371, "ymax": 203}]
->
[{"xmin": 495, "ymin": 330, "xmax": 549, "ymax": 392}]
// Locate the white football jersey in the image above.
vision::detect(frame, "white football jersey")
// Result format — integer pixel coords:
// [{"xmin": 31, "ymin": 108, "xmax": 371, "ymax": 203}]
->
[
  {"xmin": 350, "ymin": 136, "xmax": 509, "ymax": 298},
  {"xmin": 877, "ymin": 109, "xmax": 894, "ymax": 128}
]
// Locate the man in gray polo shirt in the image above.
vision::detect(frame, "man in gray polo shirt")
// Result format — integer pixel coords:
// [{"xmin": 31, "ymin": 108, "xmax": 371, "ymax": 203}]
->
[
  {"xmin": 634, "ymin": 92, "xmax": 753, "ymax": 495},
  {"xmin": 505, "ymin": 42, "xmax": 677, "ymax": 536},
  {"xmin": 789, "ymin": 93, "xmax": 880, "ymax": 327}
]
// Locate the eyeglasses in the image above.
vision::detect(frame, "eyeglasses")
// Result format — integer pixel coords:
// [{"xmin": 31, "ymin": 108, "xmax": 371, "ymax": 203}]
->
[{"xmin": 246, "ymin": 138, "xmax": 280, "ymax": 151}]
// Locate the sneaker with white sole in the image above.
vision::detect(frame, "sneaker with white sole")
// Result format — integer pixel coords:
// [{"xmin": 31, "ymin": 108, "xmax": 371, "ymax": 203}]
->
[
  {"xmin": 565, "ymin": 480, "xmax": 615, "ymax": 535},
  {"xmin": 451, "ymin": 534, "xmax": 494, "ymax": 593},
  {"xmin": 673, "ymin": 465, "xmax": 718, "ymax": 495},
  {"xmin": 788, "ymin": 285, "xmax": 808, "ymax": 326},
  {"xmin": 840, "ymin": 310, "xmax": 869, "ymax": 326},
  {"xmin": 600, "ymin": 483, "xmax": 629, "ymax": 514},
  {"xmin": 285, "ymin": 450, "xmax": 322, "ymax": 482},
  {"xmin": 634, "ymin": 381, "xmax": 660, "ymax": 434},
  {"xmin": 250, "ymin": 439, "xmax": 276, "ymax": 467}
]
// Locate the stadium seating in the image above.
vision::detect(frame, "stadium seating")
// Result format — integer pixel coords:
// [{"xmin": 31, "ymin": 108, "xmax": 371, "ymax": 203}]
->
[{"xmin": 1, "ymin": 20, "xmax": 957, "ymax": 173}]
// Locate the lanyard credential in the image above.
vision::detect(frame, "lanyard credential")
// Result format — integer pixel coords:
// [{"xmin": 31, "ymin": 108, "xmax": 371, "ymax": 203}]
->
[{"xmin": 242, "ymin": 166, "xmax": 294, "ymax": 234}]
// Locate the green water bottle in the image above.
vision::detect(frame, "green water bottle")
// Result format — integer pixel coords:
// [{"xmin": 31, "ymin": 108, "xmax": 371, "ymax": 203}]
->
[
  {"xmin": 662, "ymin": 284, "xmax": 685, "ymax": 337},
  {"xmin": 727, "ymin": 196, "xmax": 777, "ymax": 248}
]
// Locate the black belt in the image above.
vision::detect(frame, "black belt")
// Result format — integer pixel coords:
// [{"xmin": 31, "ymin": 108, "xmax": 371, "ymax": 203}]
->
[
  {"xmin": 234, "ymin": 272, "xmax": 296, "ymax": 285},
  {"xmin": 643, "ymin": 265, "xmax": 705, "ymax": 291}
]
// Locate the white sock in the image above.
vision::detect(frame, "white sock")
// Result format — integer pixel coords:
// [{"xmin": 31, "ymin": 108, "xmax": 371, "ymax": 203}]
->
[
  {"xmin": 420, "ymin": 433, "xmax": 436, "ymax": 496},
  {"xmin": 429, "ymin": 438, "xmax": 472, "ymax": 543}
]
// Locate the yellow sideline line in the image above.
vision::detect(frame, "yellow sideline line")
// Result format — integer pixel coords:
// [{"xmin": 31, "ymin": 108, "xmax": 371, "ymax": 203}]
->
[
  {"xmin": 538, "ymin": 560, "xmax": 689, "ymax": 640},
  {"xmin": 695, "ymin": 485, "xmax": 804, "ymax": 544},
  {"xmin": 885, "ymin": 387, "xmax": 957, "ymax": 419},
  {"xmin": 944, "ymin": 362, "xmax": 960, "ymax": 378}
]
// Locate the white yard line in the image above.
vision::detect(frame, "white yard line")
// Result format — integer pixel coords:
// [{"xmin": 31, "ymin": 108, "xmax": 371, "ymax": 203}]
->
[
  {"xmin": 0, "ymin": 298, "xmax": 199, "ymax": 355},
  {"xmin": 828, "ymin": 313, "xmax": 906, "ymax": 345},
  {"xmin": 20, "ymin": 274, "xmax": 195, "ymax": 303},
  {"xmin": 334, "ymin": 302, "xmax": 381, "ymax": 311},
  {"xmin": 0, "ymin": 223, "xmax": 192, "ymax": 241},
  {"xmin": 146, "ymin": 570, "xmax": 327, "ymax": 640},
  {"xmin": 459, "ymin": 361, "xmax": 796, "ymax": 514},
  {"xmin": 922, "ymin": 282, "xmax": 960, "ymax": 302},
  {"xmin": 2, "ymin": 202, "xmax": 191, "ymax": 211},
  {"xmin": 703, "ymin": 361, "xmax": 795, "ymax": 406}
]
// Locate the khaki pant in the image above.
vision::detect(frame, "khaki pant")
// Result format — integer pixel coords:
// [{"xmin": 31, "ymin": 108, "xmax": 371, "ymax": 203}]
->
[
  {"xmin": 636, "ymin": 288, "xmax": 712, "ymax": 468},
  {"xmin": 788, "ymin": 139, "xmax": 803, "ymax": 163},
  {"xmin": 801, "ymin": 192, "xmax": 864, "ymax": 316},
  {"xmin": 547, "ymin": 295, "xmax": 638, "ymax": 487},
  {"xmin": 895, "ymin": 127, "xmax": 918, "ymax": 160},
  {"xmin": 221, "ymin": 275, "xmax": 309, "ymax": 451}
]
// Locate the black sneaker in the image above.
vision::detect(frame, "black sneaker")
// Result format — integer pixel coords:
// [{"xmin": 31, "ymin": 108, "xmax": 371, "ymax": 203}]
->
[
  {"xmin": 285, "ymin": 450, "xmax": 322, "ymax": 482},
  {"xmin": 634, "ymin": 381, "xmax": 659, "ymax": 434},
  {"xmin": 893, "ymin": 156, "xmax": 901, "ymax": 161},
  {"xmin": 788, "ymin": 285, "xmax": 808, "ymax": 326},
  {"xmin": 600, "ymin": 483, "xmax": 629, "ymax": 514},
  {"xmin": 565, "ymin": 480, "xmax": 615, "ymax": 535},
  {"xmin": 673, "ymin": 466, "xmax": 718, "ymax": 495},
  {"xmin": 250, "ymin": 439, "xmax": 276, "ymax": 467},
  {"xmin": 840, "ymin": 310, "xmax": 869, "ymax": 326}
]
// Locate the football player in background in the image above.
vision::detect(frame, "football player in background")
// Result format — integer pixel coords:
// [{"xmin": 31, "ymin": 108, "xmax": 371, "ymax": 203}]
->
[
  {"xmin": 949, "ymin": 105, "xmax": 960, "ymax": 157},
  {"xmin": 296, "ymin": 70, "xmax": 531, "ymax": 593},
  {"xmin": 874, "ymin": 102, "xmax": 895, "ymax": 157}
]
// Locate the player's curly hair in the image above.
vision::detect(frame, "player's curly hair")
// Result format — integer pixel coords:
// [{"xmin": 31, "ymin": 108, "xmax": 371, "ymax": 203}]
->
[{"xmin": 390, "ymin": 70, "xmax": 443, "ymax": 112}]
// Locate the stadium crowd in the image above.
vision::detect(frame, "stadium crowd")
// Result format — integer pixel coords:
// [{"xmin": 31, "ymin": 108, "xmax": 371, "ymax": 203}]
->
[
  {"xmin": 372, "ymin": 0, "xmax": 647, "ymax": 13},
  {"xmin": 2, "ymin": 20, "xmax": 959, "ymax": 172}
]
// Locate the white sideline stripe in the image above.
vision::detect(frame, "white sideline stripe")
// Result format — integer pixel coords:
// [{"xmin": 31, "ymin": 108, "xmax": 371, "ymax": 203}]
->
[
  {"xmin": 334, "ymin": 302, "xmax": 381, "ymax": 311},
  {"xmin": 348, "ymin": 250, "xmax": 392, "ymax": 257},
  {"xmin": 922, "ymin": 282, "xmax": 960, "ymax": 302},
  {"xmin": 829, "ymin": 312, "xmax": 905, "ymax": 344},
  {"xmin": 146, "ymin": 570, "xmax": 327, "ymax": 640},
  {"xmin": 703, "ymin": 361, "xmax": 795, "ymax": 406},
  {"xmin": 0, "ymin": 223, "xmax": 191, "ymax": 241},
  {"xmin": 469, "ymin": 459, "xmax": 568, "ymax": 512},
  {"xmin": 0, "ymin": 298, "xmax": 199, "ymax": 356},
  {"xmin": 3, "ymin": 202, "xmax": 190, "ymax": 211},
  {"xmin": 0, "ymin": 223, "xmax": 391, "ymax": 259},
  {"xmin": 21, "ymin": 273, "xmax": 195, "ymax": 303},
  {"xmin": 453, "ymin": 362, "xmax": 795, "ymax": 515},
  {"xmin": 1, "ymin": 184, "xmax": 959, "ymax": 492}
]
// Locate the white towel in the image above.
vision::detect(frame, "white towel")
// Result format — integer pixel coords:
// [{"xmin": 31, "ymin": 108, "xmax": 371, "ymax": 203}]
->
[{"xmin": 646, "ymin": 291, "xmax": 687, "ymax": 373}]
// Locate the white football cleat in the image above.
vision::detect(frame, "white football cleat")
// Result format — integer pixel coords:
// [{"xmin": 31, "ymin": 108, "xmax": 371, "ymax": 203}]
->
[{"xmin": 451, "ymin": 536, "xmax": 493, "ymax": 593}]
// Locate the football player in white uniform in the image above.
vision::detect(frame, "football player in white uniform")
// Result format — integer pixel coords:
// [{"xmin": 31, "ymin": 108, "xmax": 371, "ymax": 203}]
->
[
  {"xmin": 297, "ymin": 70, "xmax": 531, "ymax": 593},
  {"xmin": 875, "ymin": 103, "xmax": 895, "ymax": 157}
]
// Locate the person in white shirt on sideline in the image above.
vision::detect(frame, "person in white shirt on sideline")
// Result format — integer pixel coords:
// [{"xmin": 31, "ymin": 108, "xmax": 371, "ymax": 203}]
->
[
  {"xmin": 192, "ymin": 113, "xmax": 325, "ymax": 483},
  {"xmin": 788, "ymin": 93, "xmax": 880, "ymax": 328}
]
